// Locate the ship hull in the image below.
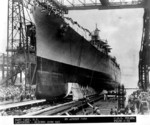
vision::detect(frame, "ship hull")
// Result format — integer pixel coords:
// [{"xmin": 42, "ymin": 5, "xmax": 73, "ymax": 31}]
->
[
  {"xmin": 36, "ymin": 56, "xmax": 118, "ymax": 99},
  {"xmin": 33, "ymin": 7, "xmax": 121, "ymax": 100}
]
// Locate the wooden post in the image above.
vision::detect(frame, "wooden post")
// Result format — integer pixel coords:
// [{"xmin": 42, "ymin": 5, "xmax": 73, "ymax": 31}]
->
[
  {"xmin": 2, "ymin": 53, "xmax": 5, "ymax": 79},
  {"xmin": 20, "ymin": 72, "xmax": 22, "ymax": 83}
]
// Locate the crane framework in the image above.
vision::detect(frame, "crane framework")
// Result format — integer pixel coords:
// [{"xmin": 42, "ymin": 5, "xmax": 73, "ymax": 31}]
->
[
  {"xmin": 4, "ymin": 0, "xmax": 37, "ymax": 95},
  {"xmin": 4, "ymin": 0, "xmax": 150, "ymax": 91}
]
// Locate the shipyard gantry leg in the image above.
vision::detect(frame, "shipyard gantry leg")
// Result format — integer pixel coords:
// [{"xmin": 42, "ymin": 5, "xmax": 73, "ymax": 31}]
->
[
  {"xmin": 4, "ymin": 0, "xmax": 36, "ymax": 96},
  {"xmin": 138, "ymin": 7, "xmax": 150, "ymax": 91}
]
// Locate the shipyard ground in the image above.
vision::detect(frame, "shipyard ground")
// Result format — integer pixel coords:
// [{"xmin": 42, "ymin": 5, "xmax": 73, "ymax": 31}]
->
[
  {"xmin": 1, "ymin": 88, "xmax": 150, "ymax": 115},
  {"xmin": 0, "ymin": 98, "xmax": 117, "ymax": 116},
  {"xmin": 77, "ymin": 99, "xmax": 118, "ymax": 115}
]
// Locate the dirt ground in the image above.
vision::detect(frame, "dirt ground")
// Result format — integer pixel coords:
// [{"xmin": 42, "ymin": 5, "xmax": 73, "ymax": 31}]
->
[{"xmin": 77, "ymin": 99, "xmax": 118, "ymax": 115}]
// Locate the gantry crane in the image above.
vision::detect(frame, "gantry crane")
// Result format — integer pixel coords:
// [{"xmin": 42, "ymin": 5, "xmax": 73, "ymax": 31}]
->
[{"xmin": 4, "ymin": 0, "xmax": 150, "ymax": 92}]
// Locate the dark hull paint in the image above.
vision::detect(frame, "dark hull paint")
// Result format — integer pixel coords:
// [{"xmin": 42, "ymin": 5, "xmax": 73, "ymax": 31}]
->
[
  {"xmin": 36, "ymin": 57, "xmax": 119, "ymax": 99},
  {"xmin": 33, "ymin": 7, "xmax": 121, "ymax": 100}
]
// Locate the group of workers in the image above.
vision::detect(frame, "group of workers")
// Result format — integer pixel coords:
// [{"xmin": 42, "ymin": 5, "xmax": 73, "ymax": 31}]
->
[
  {"xmin": 109, "ymin": 106, "xmax": 135, "ymax": 115},
  {"xmin": 103, "ymin": 90, "xmax": 118, "ymax": 101},
  {"xmin": 126, "ymin": 90, "xmax": 150, "ymax": 114},
  {"xmin": 82, "ymin": 105, "xmax": 101, "ymax": 115},
  {"xmin": 108, "ymin": 90, "xmax": 150, "ymax": 115}
]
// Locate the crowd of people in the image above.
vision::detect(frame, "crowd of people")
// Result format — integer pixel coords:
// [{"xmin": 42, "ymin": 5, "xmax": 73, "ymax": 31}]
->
[
  {"xmin": 109, "ymin": 106, "xmax": 135, "ymax": 115},
  {"xmin": 109, "ymin": 90, "xmax": 150, "ymax": 115},
  {"xmin": 0, "ymin": 85, "xmax": 22, "ymax": 102},
  {"xmin": 0, "ymin": 85, "xmax": 36, "ymax": 102},
  {"xmin": 126, "ymin": 90, "xmax": 150, "ymax": 114}
]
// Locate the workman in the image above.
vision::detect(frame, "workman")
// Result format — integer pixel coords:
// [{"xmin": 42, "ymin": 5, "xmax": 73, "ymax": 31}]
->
[{"xmin": 93, "ymin": 106, "xmax": 101, "ymax": 115}]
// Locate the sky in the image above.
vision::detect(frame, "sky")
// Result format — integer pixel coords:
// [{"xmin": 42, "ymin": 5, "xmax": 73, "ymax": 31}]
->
[
  {"xmin": 67, "ymin": 9, "xmax": 143, "ymax": 88},
  {"xmin": 0, "ymin": 0, "xmax": 144, "ymax": 88}
]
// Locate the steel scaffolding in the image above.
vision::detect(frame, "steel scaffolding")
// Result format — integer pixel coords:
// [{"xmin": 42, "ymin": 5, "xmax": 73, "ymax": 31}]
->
[{"xmin": 5, "ymin": 0, "xmax": 36, "ymax": 96}]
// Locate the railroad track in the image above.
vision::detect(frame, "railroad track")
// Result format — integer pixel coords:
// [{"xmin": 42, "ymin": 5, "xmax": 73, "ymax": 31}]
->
[
  {"xmin": 0, "ymin": 99, "xmax": 47, "ymax": 116},
  {"xmin": 0, "ymin": 97, "xmax": 72, "ymax": 116},
  {"xmin": 24, "ymin": 95, "xmax": 103, "ymax": 116},
  {"xmin": 0, "ymin": 95, "xmax": 103, "ymax": 116}
]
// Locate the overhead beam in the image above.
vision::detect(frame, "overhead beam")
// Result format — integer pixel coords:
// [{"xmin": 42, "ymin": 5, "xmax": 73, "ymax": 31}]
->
[
  {"xmin": 66, "ymin": 4, "xmax": 144, "ymax": 10},
  {"xmin": 99, "ymin": 0, "xmax": 109, "ymax": 6},
  {"xmin": 59, "ymin": 0, "xmax": 145, "ymax": 11}
]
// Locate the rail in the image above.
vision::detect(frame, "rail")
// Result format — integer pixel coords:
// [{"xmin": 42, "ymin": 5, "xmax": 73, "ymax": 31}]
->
[
  {"xmin": 0, "ymin": 99, "xmax": 48, "ymax": 116},
  {"xmin": 0, "ymin": 94, "xmax": 103, "ymax": 116},
  {"xmin": 25, "ymin": 95, "xmax": 103, "ymax": 116},
  {"xmin": 0, "ymin": 99, "xmax": 46, "ymax": 111}
]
